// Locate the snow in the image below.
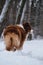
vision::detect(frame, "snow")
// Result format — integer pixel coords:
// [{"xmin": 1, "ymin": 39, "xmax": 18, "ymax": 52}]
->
[{"xmin": 0, "ymin": 39, "xmax": 43, "ymax": 65}]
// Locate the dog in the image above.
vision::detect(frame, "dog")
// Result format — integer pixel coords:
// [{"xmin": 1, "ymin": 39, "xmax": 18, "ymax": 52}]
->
[{"xmin": 2, "ymin": 22, "xmax": 31, "ymax": 51}]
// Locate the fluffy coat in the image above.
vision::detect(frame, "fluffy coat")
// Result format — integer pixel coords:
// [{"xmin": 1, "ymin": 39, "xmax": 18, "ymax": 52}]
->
[{"xmin": 3, "ymin": 22, "xmax": 31, "ymax": 51}]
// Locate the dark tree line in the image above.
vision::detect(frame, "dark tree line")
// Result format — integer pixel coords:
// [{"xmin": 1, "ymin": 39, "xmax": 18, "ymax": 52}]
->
[{"xmin": 0, "ymin": 0, "xmax": 43, "ymax": 39}]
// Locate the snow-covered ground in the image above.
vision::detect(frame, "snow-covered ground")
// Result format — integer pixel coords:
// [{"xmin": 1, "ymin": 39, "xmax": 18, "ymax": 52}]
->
[{"xmin": 0, "ymin": 38, "xmax": 43, "ymax": 65}]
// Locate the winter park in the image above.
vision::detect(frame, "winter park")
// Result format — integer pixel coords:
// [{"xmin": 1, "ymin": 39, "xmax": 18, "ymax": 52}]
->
[{"xmin": 0, "ymin": 0, "xmax": 43, "ymax": 65}]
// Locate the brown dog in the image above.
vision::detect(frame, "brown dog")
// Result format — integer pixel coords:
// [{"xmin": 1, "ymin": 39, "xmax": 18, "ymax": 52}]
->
[{"xmin": 3, "ymin": 22, "xmax": 31, "ymax": 51}]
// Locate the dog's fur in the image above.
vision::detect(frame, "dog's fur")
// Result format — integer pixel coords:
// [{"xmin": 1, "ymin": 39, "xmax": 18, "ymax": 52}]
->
[{"xmin": 3, "ymin": 22, "xmax": 31, "ymax": 51}]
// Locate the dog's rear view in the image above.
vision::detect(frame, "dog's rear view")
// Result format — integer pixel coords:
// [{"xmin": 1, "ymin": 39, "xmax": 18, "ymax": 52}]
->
[{"xmin": 3, "ymin": 22, "xmax": 31, "ymax": 51}]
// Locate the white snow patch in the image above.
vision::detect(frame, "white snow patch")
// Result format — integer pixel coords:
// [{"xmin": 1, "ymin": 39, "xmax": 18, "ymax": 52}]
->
[{"xmin": 0, "ymin": 39, "xmax": 43, "ymax": 65}]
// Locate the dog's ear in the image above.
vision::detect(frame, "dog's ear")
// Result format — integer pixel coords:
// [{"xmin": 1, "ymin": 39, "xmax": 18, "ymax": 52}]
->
[{"xmin": 23, "ymin": 22, "xmax": 31, "ymax": 33}]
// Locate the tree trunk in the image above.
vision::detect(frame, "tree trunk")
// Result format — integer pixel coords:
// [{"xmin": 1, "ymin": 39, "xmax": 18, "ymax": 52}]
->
[
  {"xmin": 39, "ymin": 0, "xmax": 43, "ymax": 36},
  {"xmin": 0, "ymin": 0, "xmax": 5, "ymax": 14},
  {"xmin": 16, "ymin": 0, "xmax": 26, "ymax": 24},
  {"xmin": 0, "ymin": 0, "xmax": 15, "ymax": 36}
]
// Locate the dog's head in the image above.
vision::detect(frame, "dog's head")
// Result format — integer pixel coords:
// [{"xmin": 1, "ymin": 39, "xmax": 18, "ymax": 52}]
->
[{"xmin": 23, "ymin": 22, "xmax": 31, "ymax": 34}]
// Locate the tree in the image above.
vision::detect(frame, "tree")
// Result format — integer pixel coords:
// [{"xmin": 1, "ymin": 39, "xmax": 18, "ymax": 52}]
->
[
  {"xmin": 34, "ymin": 0, "xmax": 41, "ymax": 38},
  {"xmin": 0, "ymin": 0, "xmax": 15, "ymax": 36},
  {"xmin": 30, "ymin": 0, "xmax": 42, "ymax": 38},
  {"xmin": 16, "ymin": 0, "xmax": 26, "ymax": 24},
  {"xmin": 0, "ymin": 0, "xmax": 5, "ymax": 14},
  {"xmin": 38, "ymin": 0, "xmax": 43, "ymax": 36}
]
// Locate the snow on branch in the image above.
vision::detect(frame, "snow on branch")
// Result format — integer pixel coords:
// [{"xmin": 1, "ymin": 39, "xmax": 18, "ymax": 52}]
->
[{"xmin": 0, "ymin": 0, "xmax": 11, "ymax": 23}]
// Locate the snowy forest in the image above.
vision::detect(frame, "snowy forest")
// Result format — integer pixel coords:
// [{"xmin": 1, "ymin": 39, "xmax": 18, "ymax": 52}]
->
[
  {"xmin": 0, "ymin": 0, "xmax": 43, "ymax": 65},
  {"xmin": 0, "ymin": 0, "xmax": 43, "ymax": 39}
]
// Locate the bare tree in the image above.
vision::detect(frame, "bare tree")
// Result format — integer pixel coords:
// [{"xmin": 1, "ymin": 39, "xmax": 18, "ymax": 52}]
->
[
  {"xmin": 0, "ymin": 0, "xmax": 15, "ymax": 36},
  {"xmin": 39, "ymin": 0, "xmax": 43, "ymax": 36},
  {"xmin": 0, "ymin": 0, "xmax": 12, "ymax": 23},
  {"xmin": 0, "ymin": 0, "xmax": 5, "ymax": 14},
  {"xmin": 16, "ymin": 0, "xmax": 26, "ymax": 24}
]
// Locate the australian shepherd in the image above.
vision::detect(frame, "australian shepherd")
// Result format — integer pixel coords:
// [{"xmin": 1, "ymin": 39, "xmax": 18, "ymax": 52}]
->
[{"xmin": 2, "ymin": 22, "xmax": 31, "ymax": 51}]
